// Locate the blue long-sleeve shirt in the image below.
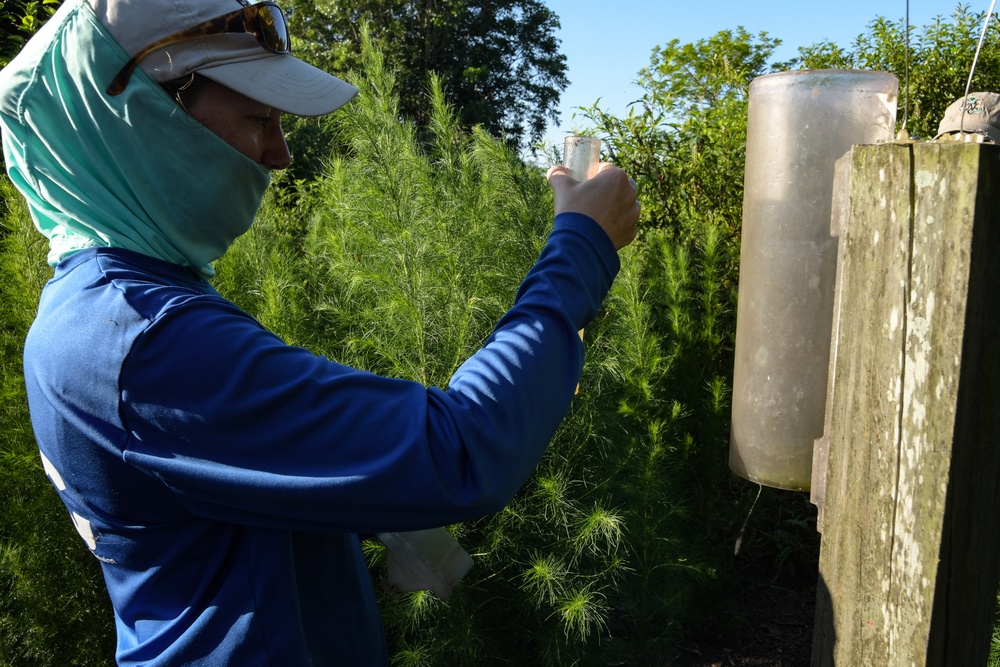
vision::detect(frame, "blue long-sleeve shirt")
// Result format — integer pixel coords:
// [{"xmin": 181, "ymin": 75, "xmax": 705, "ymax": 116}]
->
[{"xmin": 23, "ymin": 211, "xmax": 619, "ymax": 665}]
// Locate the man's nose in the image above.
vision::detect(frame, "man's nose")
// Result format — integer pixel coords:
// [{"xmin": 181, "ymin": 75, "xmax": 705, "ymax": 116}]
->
[{"xmin": 263, "ymin": 117, "xmax": 292, "ymax": 170}]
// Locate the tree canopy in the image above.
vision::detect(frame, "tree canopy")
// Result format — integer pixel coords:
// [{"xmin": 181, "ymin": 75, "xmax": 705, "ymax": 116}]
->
[
  {"xmin": 286, "ymin": 0, "xmax": 568, "ymax": 149},
  {"xmin": 800, "ymin": 3, "xmax": 1000, "ymax": 140},
  {"xmin": 584, "ymin": 4, "xmax": 1000, "ymax": 243}
]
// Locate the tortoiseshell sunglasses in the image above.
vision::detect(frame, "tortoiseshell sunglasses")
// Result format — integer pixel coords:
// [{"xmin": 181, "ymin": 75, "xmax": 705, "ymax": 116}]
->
[{"xmin": 106, "ymin": 0, "xmax": 290, "ymax": 96}]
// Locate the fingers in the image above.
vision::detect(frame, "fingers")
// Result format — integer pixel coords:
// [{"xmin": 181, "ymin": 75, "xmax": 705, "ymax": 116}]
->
[
  {"xmin": 546, "ymin": 164, "xmax": 570, "ymax": 179},
  {"xmin": 548, "ymin": 162, "xmax": 639, "ymax": 251},
  {"xmin": 547, "ymin": 164, "xmax": 637, "ymax": 195}
]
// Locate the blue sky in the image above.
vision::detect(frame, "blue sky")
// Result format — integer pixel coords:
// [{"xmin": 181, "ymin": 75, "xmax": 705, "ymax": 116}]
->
[{"xmin": 540, "ymin": 0, "xmax": 961, "ymax": 146}]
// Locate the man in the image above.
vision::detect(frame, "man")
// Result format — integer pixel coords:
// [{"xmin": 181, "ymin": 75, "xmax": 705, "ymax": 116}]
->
[{"xmin": 0, "ymin": 0, "xmax": 639, "ymax": 663}]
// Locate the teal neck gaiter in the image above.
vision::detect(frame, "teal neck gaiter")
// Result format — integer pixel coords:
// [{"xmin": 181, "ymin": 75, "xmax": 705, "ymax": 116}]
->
[{"xmin": 0, "ymin": 0, "xmax": 271, "ymax": 278}]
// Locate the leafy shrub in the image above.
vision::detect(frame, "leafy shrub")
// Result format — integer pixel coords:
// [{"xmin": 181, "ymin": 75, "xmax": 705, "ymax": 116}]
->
[
  {"xmin": 0, "ymin": 0, "xmax": 59, "ymax": 68},
  {"xmin": 799, "ymin": 4, "xmax": 1000, "ymax": 140}
]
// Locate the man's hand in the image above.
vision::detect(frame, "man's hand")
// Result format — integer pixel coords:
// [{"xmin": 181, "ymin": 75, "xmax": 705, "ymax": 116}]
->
[{"xmin": 546, "ymin": 163, "xmax": 640, "ymax": 250}]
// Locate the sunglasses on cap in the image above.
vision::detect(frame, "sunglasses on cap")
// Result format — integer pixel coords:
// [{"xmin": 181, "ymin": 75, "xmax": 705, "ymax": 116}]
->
[{"xmin": 107, "ymin": 0, "xmax": 290, "ymax": 96}]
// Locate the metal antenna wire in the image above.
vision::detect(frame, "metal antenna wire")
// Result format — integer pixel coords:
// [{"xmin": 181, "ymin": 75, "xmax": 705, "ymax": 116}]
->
[
  {"xmin": 961, "ymin": 0, "xmax": 999, "ymax": 132},
  {"xmin": 902, "ymin": 0, "xmax": 910, "ymax": 133}
]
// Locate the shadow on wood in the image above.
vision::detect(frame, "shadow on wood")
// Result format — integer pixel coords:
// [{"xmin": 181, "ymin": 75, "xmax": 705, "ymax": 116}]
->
[{"xmin": 812, "ymin": 142, "xmax": 1000, "ymax": 665}]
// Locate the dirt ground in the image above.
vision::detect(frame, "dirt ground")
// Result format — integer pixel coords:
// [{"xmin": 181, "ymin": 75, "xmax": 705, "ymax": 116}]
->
[
  {"xmin": 666, "ymin": 578, "xmax": 816, "ymax": 667},
  {"xmin": 597, "ymin": 571, "xmax": 817, "ymax": 667},
  {"xmin": 595, "ymin": 488, "xmax": 822, "ymax": 667}
]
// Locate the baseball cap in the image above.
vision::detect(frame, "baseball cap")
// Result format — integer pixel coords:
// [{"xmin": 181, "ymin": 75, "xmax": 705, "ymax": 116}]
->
[
  {"xmin": 88, "ymin": 0, "xmax": 358, "ymax": 116},
  {"xmin": 934, "ymin": 92, "xmax": 1000, "ymax": 144}
]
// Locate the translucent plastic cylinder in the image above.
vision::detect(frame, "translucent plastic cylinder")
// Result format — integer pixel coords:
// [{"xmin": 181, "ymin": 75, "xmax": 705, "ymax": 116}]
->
[
  {"xmin": 730, "ymin": 70, "xmax": 898, "ymax": 491},
  {"xmin": 563, "ymin": 136, "xmax": 601, "ymax": 388},
  {"xmin": 563, "ymin": 136, "xmax": 601, "ymax": 181}
]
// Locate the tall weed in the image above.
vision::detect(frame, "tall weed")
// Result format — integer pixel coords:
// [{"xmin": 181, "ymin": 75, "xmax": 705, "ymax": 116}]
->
[
  {"xmin": 228, "ymin": 31, "xmax": 749, "ymax": 664},
  {"xmin": 0, "ymin": 178, "xmax": 115, "ymax": 664},
  {"xmin": 213, "ymin": 187, "xmax": 316, "ymax": 348},
  {"xmin": 992, "ymin": 588, "xmax": 1000, "ymax": 667},
  {"xmin": 296, "ymin": 34, "xmax": 622, "ymax": 664}
]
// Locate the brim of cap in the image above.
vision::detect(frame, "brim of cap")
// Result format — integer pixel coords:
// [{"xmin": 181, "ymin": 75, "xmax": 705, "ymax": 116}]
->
[
  {"xmin": 197, "ymin": 52, "xmax": 359, "ymax": 117},
  {"xmin": 934, "ymin": 120, "xmax": 1000, "ymax": 144}
]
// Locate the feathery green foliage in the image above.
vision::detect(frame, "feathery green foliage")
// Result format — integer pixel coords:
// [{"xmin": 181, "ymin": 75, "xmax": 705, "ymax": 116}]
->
[
  {"xmin": 0, "ymin": 177, "xmax": 115, "ymax": 665},
  {"xmin": 212, "ymin": 186, "xmax": 317, "ymax": 349},
  {"xmin": 992, "ymin": 586, "xmax": 1000, "ymax": 667},
  {"xmin": 579, "ymin": 18, "xmax": 822, "ymax": 652},
  {"xmin": 293, "ymin": 31, "xmax": 625, "ymax": 663},
  {"xmin": 222, "ymin": 29, "xmax": 738, "ymax": 664},
  {"xmin": 5, "ymin": 4, "xmax": 997, "ymax": 664},
  {"xmin": 301, "ymin": 38, "xmax": 548, "ymax": 388}
]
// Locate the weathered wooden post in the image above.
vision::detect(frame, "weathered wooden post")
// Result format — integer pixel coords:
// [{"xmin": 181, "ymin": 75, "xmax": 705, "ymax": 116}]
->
[{"xmin": 812, "ymin": 141, "xmax": 1000, "ymax": 665}]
